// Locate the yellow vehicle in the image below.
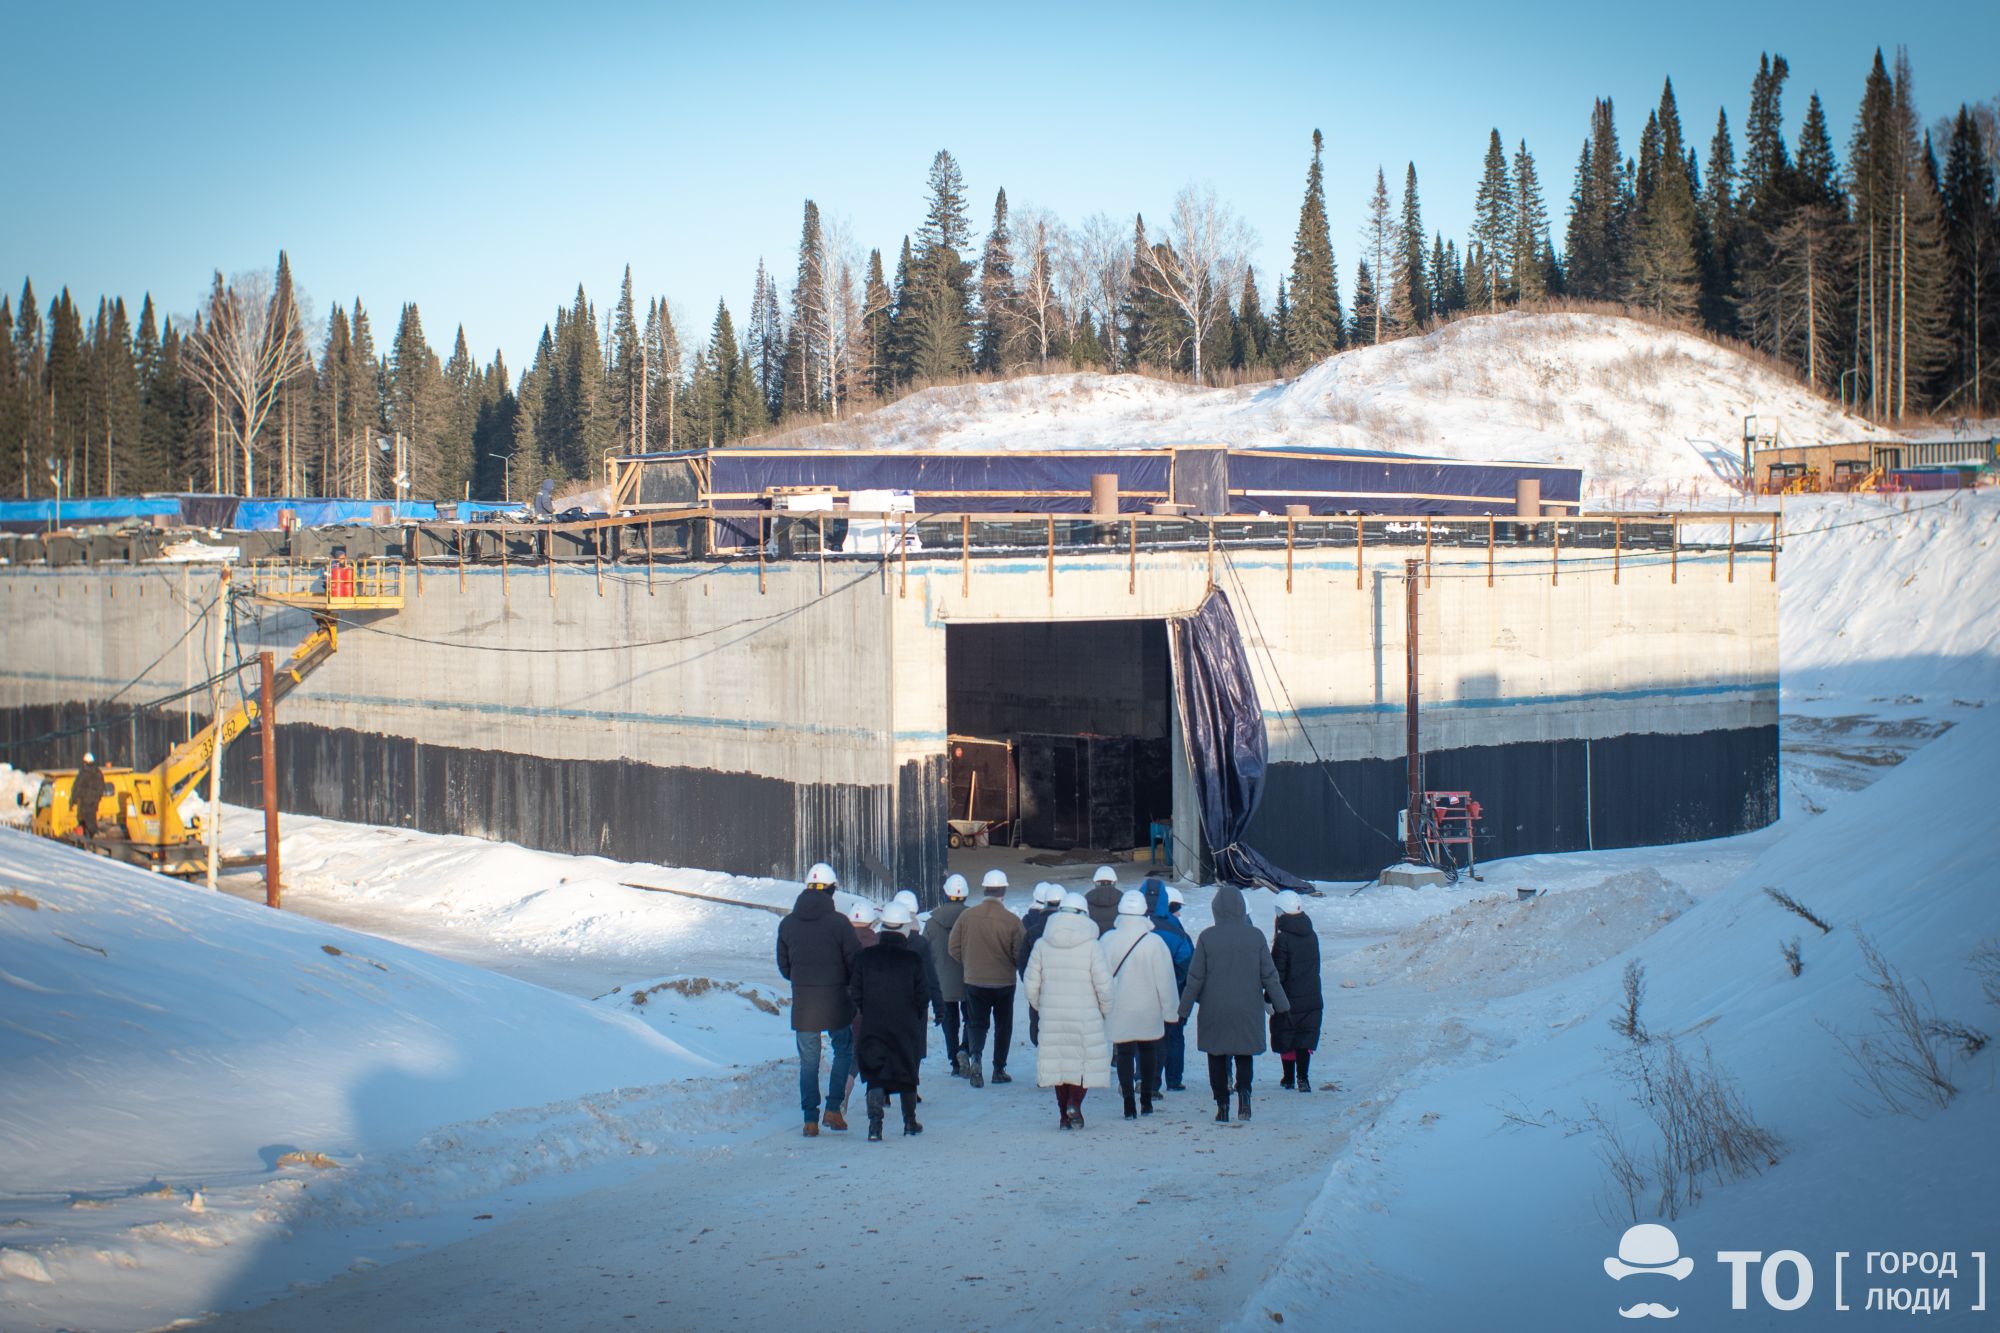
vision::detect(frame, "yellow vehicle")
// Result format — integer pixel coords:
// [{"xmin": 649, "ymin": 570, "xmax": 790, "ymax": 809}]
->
[{"xmin": 27, "ymin": 559, "xmax": 401, "ymax": 873}]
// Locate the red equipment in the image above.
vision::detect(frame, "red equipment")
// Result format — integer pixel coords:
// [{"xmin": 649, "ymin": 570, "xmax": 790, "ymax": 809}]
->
[{"xmin": 1419, "ymin": 790, "xmax": 1481, "ymax": 878}]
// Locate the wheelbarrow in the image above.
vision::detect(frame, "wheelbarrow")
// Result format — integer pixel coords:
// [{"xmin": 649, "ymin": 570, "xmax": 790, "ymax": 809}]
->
[{"xmin": 947, "ymin": 818, "xmax": 992, "ymax": 849}]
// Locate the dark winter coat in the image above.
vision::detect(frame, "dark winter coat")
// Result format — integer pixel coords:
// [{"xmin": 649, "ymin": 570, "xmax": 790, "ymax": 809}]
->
[
  {"xmin": 1142, "ymin": 879, "xmax": 1194, "ymax": 990},
  {"xmin": 71, "ymin": 761, "xmax": 105, "ymax": 828},
  {"xmin": 1085, "ymin": 883, "xmax": 1122, "ymax": 936},
  {"xmin": 777, "ymin": 890, "xmax": 862, "ymax": 1032},
  {"xmin": 924, "ymin": 900, "xmax": 970, "ymax": 1001},
  {"xmin": 1017, "ymin": 906, "xmax": 1054, "ymax": 980},
  {"xmin": 1269, "ymin": 911, "xmax": 1324, "ymax": 1054},
  {"xmin": 1177, "ymin": 886, "xmax": 1289, "ymax": 1055},
  {"xmin": 902, "ymin": 927, "xmax": 945, "ymax": 1056},
  {"xmin": 848, "ymin": 931, "xmax": 930, "ymax": 1092}
]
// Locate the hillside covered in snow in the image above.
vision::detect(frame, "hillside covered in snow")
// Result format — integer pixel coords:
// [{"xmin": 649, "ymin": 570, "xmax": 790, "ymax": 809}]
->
[{"xmin": 771, "ymin": 311, "xmax": 1897, "ymax": 507}]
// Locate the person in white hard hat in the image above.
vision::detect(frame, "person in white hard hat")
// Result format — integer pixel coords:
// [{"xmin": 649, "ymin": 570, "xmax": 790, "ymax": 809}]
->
[
  {"xmin": 71, "ymin": 749, "xmax": 106, "ymax": 840},
  {"xmin": 1142, "ymin": 879, "xmax": 1195, "ymax": 1095},
  {"xmin": 839, "ymin": 900, "xmax": 880, "ymax": 1115},
  {"xmin": 1023, "ymin": 892, "xmax": 1113, "ymax": 1128},
  {"xmin": 1269, "ymin": 890, "xmax": 1323, "ymax": 1092},
  {"xmin": 849, "ymin": 901, "xmax": 928, "ymax": 1141},
  {"xmin": 1018, "ymin": 883, "xmax": 1061, "ymax": 1046},
  {"xmin": 1085, "ymin": 864, "xmax": 1121, "ymax": 936},
  {"xmin": 1104, "ymin": 888, "xmax": 1180, "ymax": 1120},
  {"xmin": 925, "ymin": 874, "xmax": 972, "ymax": 1075},
  {"xmin": 777, "ymin": 862, "xmax": 862, "ymax": 1136},
  {"xmin": 947, "ymin": 868, "xmax": 1023, "ymax": 1087}
]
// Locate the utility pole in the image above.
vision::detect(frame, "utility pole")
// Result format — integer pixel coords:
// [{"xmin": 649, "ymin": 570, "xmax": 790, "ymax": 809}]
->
[
  {"xmin": 259, "ymin": 650, "xmax": 280, "ymax": 909},
  {"xmin": 204, "ymin": 569, "xmax": 231, "ymax": 891},
  {"xmin": 1404, "ymin": 558, "xmax": 1422, "ymax": 865}
]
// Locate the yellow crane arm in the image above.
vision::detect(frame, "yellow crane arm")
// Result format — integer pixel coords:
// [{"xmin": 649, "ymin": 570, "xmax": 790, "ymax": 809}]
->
[{"xmin": 156, "ymin": 615, "xmax": 340, "ymax": 811}]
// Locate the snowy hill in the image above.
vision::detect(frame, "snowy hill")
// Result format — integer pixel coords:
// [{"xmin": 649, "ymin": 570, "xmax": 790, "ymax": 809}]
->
[
  {"xmin": 771, "ymin": 312, "xmax": 1896, "ymax": 506},
  {"xmin": 0, "ymin": 833, "xmax": 726, "ymax": 1330}
]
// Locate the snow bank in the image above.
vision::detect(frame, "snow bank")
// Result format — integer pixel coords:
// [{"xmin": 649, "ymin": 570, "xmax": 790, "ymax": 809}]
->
[
  {"xmin": 0, "ymin": 828, "xmax": 715, "ymax": 1330},
  {"xmin": 769, "ymin": 312, "xmax": 1893, "ymax": 504},
  {"xmin": 1239, "ymin": 704, "xmax": 2000, "ymax": 1329}
]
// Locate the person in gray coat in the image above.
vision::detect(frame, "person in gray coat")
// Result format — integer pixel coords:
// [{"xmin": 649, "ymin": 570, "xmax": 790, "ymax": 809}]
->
[
  {"xmin": 1176, "ymin": 885, "xmax": 1290, "ymax": 1124},
  {"xmin": 924, "ymin": 875, "xmax": 972, "ymax": 1075}
]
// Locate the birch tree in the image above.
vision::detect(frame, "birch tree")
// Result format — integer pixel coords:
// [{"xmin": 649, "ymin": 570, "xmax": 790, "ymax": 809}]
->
[
  {"xmin": 184, "ymin": 259, "xmax": 311, "ymax": 495},
  {"xmin": 1136, "ymin": 185, "xmax": 1251, "ymax": 386},
  {"xmin": 1013, "ymin": 207, "xmax": 1067, "ymax": 370}
]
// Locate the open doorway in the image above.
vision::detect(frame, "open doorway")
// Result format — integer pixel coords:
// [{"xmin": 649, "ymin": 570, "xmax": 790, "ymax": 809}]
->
[{"xmin": 945, "ymin": 619, "xmax": 1174, "ymax": 877}]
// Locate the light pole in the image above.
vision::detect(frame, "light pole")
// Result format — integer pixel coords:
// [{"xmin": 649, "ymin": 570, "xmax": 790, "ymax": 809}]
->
[
  {"xmin": 45, "ymin": 457, "xmax": 64, "ymax": 533},
  {"xmin": 487, "ymin": 452, "xmax": 511, "ymax": 502}
]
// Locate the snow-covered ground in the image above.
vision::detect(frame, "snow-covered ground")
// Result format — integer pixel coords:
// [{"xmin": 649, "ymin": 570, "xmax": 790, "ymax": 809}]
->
[
  {"xmin": 1, "ymin": 508, "xmax": 1994, "ymax": 1329},
  {"xmin": 769, "ymin": 312, "xmax": 1897, "ymax": 507}
]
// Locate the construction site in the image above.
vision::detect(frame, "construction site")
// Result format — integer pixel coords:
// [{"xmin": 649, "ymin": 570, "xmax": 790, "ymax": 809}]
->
[{"xmin": 0, "ymin": 442, "xmax": 1782, "ymax": 897}]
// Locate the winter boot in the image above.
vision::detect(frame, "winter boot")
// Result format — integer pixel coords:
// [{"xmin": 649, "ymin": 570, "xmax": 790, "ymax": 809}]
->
[
  {"xmin": 991, "ymin": 1069, "xmax": 1012, "ymax": 1085},
  {"xmin": 1140, "ymin": 1087, "xmax": 1155, "ymax": 1116},
  {"xmin": 1296, "ymin": 1051, "xmax": 1313, "ymax": 1093},
  {"xmin": 1122, "ymin": 1089, "xmax": 1138, "ymax": 1120},
  {"xmin": 803, "ymin": 1120, "xmax": 820, "ymax": 1138},
  {"xmin": 1279, "ymin": 1061, "xmax": 1295, "ymax": 1090},
  {"xmin": 950, "ymin": 1052, "xmax": 967, "ymax": 1079},
  {"xmin": 967, "ymin": 1060, "xmax": 984, "ymax": 1089},
  {"xmin": 821, "ymin": 1108, "xmax": 848, "ymax": 1132},
  {"xmin": 1237, "ymin": 1089, "xmax": 1253, "ymax": 1121},
  {"xmin": 1214, "ymin": 1097, "xmax": 1231, "ymax": 1124},
  {"xmin": 865, "ymin": 1086, "xmax": 887, "ymax": 1142}
]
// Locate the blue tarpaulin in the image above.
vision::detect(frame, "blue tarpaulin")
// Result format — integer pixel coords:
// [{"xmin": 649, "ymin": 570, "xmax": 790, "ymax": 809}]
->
[{"xmin": 1170, "ymin": 590, "xmax": 1310, "ymax": 892}]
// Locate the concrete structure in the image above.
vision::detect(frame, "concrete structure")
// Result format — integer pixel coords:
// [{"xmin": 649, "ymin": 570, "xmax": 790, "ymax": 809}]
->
[{"xmin": 0, "ymin": 516, "xmax": 1778, "ymax": 895}]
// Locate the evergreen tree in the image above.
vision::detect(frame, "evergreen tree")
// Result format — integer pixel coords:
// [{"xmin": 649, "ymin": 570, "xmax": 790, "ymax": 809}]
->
[
  {"xmin": 784, "ymin": 201, "xmax": 829, "ymax": 416},
  {"xmin": 886, "ymin": 237, "xmax": 915, "ymax": 386},
  {"xmin": 1428, "ymin": 233, "xmax": 1451, "ymax": 318},
  {"xmin": 1230, "ymin": 267, "xmax": 1270, "ymax": 370},
  {"xmin": 1625, "ymin": 79, "xmax": 1700, "ymax": 318},
  {"xmin": 642, "ymin": 297, "xmax": 684, "ymax": 450},
  {"xmin": 1288, "ymin": 129, "xmax": 1345, "ymax": 362},
  {"xmin": 1741, "ymin": 53, "xmax": 1793, "ymax": 218},
  {"xmin": 470, "ymin": 350, "xmax": 519, "ymax": 501},
  {"xmin": 1361, "ymin": 168, "xmax": 1401, "ymax": 342},
  {"xmin": 1444, "ymin": 239, "xmax": 1466, "ymax": 313},
  {"xmin": 1794, "ymin": 94, "xmax": 1841, "ymax": 206},
  {"xmin": 861, "ymin": 248, "xmax": 893, "ymax": 398},
  {"xmin": 975, "ymin": 188, "xmax": 1018, "ymax": 373},
  {"xmin": 1472, "ymin": 130, "xmax": 1515, "ymax": 308},
  {"xmin": 1349, "ymin": 260, "xmax": 1379, "ymax": 346},
  {"xmin": 94, "ymin": 297, "xmax": 142, "ymax": 492},
  {"xmin": 746, "ymin": 259, "xmax": 784, "ymax": 418},
  {"xmin": 389, "ymin": 302, "xmax": 446, "ymax": 496},
  {"xmin": 1397, "ymin": 163, "xmax": 1430, "ymax": 326},
  {"xmin": 1941, "ymin": 105, "xmax": 1998, "ymax": 412},
  {"xmin": 0, "ymin": 298, "xmax": 21, "ymax": 495},
  {"xmin": 1510, "ymin": 140, "xmax": 1551, "ymax": 303},
  {"xmin": 610, "ymin": 266, "xmax": 642, "ymax": 452},
  {"xmin": 1270, "ymin": 276, "xmax": 1291, "ymax": 367},
  {"xmin": 1699, "ymin": 109, "xmax": 1742, "ymax": 332},
  {"xmin": 442, "ymin": 325, "xmax": 477, "ymax": 496},
  {"xmin": 1463, "ymin": 242, "xmax": 1492, "ymax": 311},
  {"xmin": 907, "ymin": 150, "xmax": 974, "ymax": 381}
]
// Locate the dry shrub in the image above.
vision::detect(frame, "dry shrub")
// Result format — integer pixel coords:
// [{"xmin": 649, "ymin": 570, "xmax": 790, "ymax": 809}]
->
[
  {"xmin": 1602, "ymin": 1037, "xmax": 1784, "ymax": 1221},
  {"xmin": 1973, "ymin": 936, "xmax": 2000, "ymax": 1008},
  {"xmin": 1827, "ymin": 932, "xmax": 1961, "ymax": 1116}
]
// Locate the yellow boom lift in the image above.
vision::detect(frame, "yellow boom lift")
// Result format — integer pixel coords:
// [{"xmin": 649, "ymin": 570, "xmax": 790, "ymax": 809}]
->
[{"xmin": 27, "ymin": 559, "xmax": 402, "ymax": 873}]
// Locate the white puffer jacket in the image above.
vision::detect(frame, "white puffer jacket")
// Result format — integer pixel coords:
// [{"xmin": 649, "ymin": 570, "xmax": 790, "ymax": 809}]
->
[
  {"xmin": 1023, "ymin": 911, "xmax": 1113, "ymax": 1089},
  {"xmin": 1101, "ymin": 914, "xmax": 1180, "ymax": 1044}
]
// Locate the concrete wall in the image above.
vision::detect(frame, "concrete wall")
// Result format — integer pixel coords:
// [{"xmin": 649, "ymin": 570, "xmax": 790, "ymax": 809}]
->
[{"xmin": 0, "ymin": 533, "xmax": 1777, "ymax": 893}]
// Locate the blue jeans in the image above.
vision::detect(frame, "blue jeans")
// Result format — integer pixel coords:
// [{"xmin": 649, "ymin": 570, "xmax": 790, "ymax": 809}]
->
[
  {"xmin": 1159, "ymin": 1020, "xmax": 1186, "ymax": 1089},
  {"xmin": 797, "ymin": 1028, "xmax": 853, "ymax": 1120}
]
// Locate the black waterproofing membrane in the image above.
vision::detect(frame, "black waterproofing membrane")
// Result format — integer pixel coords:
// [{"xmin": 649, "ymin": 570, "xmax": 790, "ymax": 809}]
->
[{"xmin": 1170, "ymin": 590, "xmax": 1311, "ymax": 892}]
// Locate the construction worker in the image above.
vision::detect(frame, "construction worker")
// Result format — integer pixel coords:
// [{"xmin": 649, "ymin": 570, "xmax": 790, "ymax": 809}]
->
[
  {"xmin": 925, "ymin": 874, "xmax": 972, "ymax": 1075},
  {"xmin": 72, "ymin": 751, "xmax": 105, "ymax": 840}
]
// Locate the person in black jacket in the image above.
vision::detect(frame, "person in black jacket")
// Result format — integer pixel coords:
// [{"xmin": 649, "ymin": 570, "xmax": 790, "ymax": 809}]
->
[
  {"xmin": 850, "ymin": 902, "xmax": 931, "ymax": 1140},
  {"xmin": 776, "ymin": 864, "xmax": 862, "ymax": 1137},
  {"xmin": 1018, "ymin": 883, "xmax": 1060, "ymax": 1045},
  {"xmin": 1269, "ymin": 890, "xmax": 1324, "ymax": 1092}
]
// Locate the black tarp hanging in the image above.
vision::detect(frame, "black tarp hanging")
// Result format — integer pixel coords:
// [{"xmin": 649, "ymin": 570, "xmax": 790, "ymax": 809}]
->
[{"xmin": 1169, "ymin": 590, "xmax": 1311, "ymax": 892}]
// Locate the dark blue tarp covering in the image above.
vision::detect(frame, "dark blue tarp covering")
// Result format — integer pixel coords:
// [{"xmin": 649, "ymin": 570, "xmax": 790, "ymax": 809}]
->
[
  {"xmin": 709, "ymin": 450, "xmax": 1173, "ymax": 515},
  {"xmin": 1225, "ymin": 450, "xmax": 1581, "ymax": 515},
  {"xmin": 1171, "ymin": 590, "xmax": 1310, "ymax": 892}
]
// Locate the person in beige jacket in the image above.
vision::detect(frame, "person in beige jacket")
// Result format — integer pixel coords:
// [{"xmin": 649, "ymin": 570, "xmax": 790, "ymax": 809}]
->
[{"xmin": 947, "ymin": 869, "xmax": 1025, "ymax": 1087}]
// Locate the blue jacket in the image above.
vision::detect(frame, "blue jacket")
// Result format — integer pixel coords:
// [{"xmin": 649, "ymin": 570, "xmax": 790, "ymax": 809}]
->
[{"xmin": 1142, "ymin": 878, "xmax": 1194, "ymax": 990}]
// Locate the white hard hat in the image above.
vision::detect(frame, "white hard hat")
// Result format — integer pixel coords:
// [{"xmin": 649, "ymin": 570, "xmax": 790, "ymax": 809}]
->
[
  {"xmin": 847, "ymin": 901, "xmax": 880, "ymax": 927},
  {"xmin": 82, "ymin": 752, "xmax": 95, "ymax": 764},
  {"xmin": 1117, "ymin": 889, "xmax": 1148, "ymax": 916},
  {"xmin": 892, "ymin": 889, "xmax": 921, "ymax": 916},
  {"xmin": 1166, "ymin": 885, "xmax": 1185, "ymax": 907},
  {"xmin": 1275, "ymin": 890, "xmax": 1305, "ymax": 915},
  {"xmin": 881, "ymin": 902, "xmax": 916, "ymax": 930},
  {"xmin": 980, "ymin": 869, "xmax": 1009, "ymax": 891},
  {"xmin": 805, "ymin": 862, "xmax": 838, "ymax": 888},
  {"xmin": 1092, "ymin": 864, "xmax": 1117, "ymax": 884},
  {"xmin": 1059, "ymin": 892, "xmax": 1090, "ymax": 915},
  {"xmin": 942, "ymin": 873, "xmax": 969, "ymax": 900}
]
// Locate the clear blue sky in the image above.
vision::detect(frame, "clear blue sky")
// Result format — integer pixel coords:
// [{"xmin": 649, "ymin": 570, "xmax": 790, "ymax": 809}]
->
[{"xmin": 7, "ymin": 0, "xmax": 1995, "ymax": 371}]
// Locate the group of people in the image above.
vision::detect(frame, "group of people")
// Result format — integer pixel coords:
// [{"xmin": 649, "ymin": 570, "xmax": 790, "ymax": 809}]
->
[{"xmin": 774, "ymin": 861, "xmax": 1324, "ymax": 1141}]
